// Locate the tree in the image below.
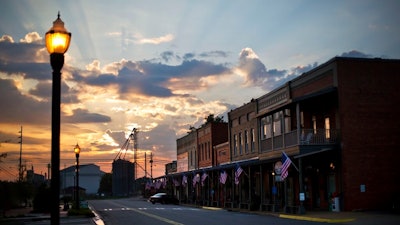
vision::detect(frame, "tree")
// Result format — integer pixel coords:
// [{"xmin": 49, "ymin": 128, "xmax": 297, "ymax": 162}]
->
[
  {"xmin": 205, "ymin": 114, "xmax": 225, "ymax": 124},
  {"xmin": 98, "ymin": 173, "xmax": 112, "ymax": 196}
]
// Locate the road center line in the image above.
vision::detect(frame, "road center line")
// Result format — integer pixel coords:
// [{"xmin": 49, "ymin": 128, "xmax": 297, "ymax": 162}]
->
[{"xmin": 130, "ymin": 207, "xmax": 185, "ymax": 225}]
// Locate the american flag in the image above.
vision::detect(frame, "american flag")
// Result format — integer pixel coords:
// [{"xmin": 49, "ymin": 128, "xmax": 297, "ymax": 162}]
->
[
  {"xmin": 182, "ymin": 175, "xmax": 187, "ymax": 187},
  {"xmin": 145, "ymin": 181, "xmax": 151, "ymax": 190},
  {"xmin": 173, "ymin": 178, "xmax": 180, "ymax": 187},
  {"xmin": 234, "ymin": 165, "xmax": 243, "ymax": 185},
  {"xmin": 193, "ymin": 173, "xmax": 200, "ymax": 186},
  {"xmin": 219, "ymin": 170, "xmax": 228, "ymax": 184},
  {"xmin": 281, "ymin": 151, "xmax": 292, "ymax": 180},
  {"xmin": 155, "ymin": 180, "xmax": 162, "ymax": 189},
  {"xmin": 201, "ymin": 173, "xmax": 208, "ymax": 186}
]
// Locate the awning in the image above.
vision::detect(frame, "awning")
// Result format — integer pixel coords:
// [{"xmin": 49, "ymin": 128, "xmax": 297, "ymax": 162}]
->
[{"xmin": 294, "ymin": 147, "xmax": 334, "ymax": 159}]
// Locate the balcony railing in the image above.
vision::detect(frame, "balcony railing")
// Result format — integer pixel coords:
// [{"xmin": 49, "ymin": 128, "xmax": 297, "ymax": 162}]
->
[{"xmin": 260, "ymin": 129, "xmax": 339, "ymax": 152}]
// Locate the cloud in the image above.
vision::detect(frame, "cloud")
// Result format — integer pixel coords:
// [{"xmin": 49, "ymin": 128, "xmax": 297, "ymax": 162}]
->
[
  {"xmin": 63, "ymin": 108, "xmax": 111, "ymax": 123},
  {"xmin": 237, "ymin": 48, "xmax": 291, "ymax": 91},
  {"xmin": 78, "ymin": 57, "xmax": 230, "ymax": 98},
  {"xmin": 340, "ymin": 50, "xmax": 373, "ymax": 58},
  {"xmin": 199, "ymin": 50, "xmax": 229, "ymax": 58},
  {"xmin": 0, "ymin": 79, "xmax": 51, "ymax": 124},
  {"xmin": 160, "ymin": 51, "xmax": 180, "ymax": 63},
  {"xmin": 19, "ymin": 32, "xmax": 42, "ymax": 44},
  {"xmin": 290, "ymin": 62, "xmax": 319, "ymax": 75},
  {"xmin": 0, "ymin": 33, "xmax": 45, "ymax": 63},
  {"xmin": 0, "ymin": 35, "xmax": 14, "ymax": 43},
  {"xmin": 134, "ymin": 33, "xmax": 174, "ymax": 45}
]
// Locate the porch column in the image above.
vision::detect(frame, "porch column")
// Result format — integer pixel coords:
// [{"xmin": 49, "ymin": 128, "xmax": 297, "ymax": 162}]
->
[
  {"xmin": 296, "ymin": 103, "xmax": 301, "ymax": 143},
  {"xmin": 298, "ymin": 157, "xmax": 306, "ymax": 214},
  {"xmin": 248, "ymin": 166, "xmax": 251, "ymax": 210},
  {"xmin": 260, "ymin": 164, "xmax": 263, "ymax": 211}
]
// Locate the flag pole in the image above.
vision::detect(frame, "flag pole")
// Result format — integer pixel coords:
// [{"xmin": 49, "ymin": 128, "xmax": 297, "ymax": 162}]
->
[
  {"xmin": 291, "ymin": 160, "xmax": 300, "ymax": 172},
  {"xmin": 282, "ymin": 151, "xmax": 299, "ymax": 172}
]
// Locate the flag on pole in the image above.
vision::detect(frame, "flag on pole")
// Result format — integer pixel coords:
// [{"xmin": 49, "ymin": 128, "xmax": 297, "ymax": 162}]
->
[
  {"xmin": 281, "ymin": 151, "xmax": 292, "ymax": 180},
  {"xmin": 193, "ymin": 173, "xmax": 200, "ymax": 186},
  {"xmin": 201, "ymin": 172, "xmax": 208, "ymax": 186},
  {"xmin": 234, "ymin": 165, "xmax": 243, "ymax": 185},
  {"xmin": 173, "ymin": 178, "xmax": 180, "ymax": 187},
  {"xmin": 219, "ymin": 170, "xmax": 228, "ymax": 184},
  {"xmin": 182, "ymin": 174, "xmax": 187, "ymax": 187}
]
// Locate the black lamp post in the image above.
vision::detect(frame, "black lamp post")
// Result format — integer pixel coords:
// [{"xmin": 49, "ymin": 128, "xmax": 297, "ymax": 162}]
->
[
  {"xmin": 45, "ymin": 12, "xmax": 71, "ymax": 225},
  {"xmin": 74, "ymin": 144, "xmax": 81, "ymax": 210}
]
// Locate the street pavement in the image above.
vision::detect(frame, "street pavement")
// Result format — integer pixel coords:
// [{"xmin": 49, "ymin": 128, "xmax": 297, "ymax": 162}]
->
[{"xmin": 1, "ymin": 200, "xmax": 399, "ymax": 225}]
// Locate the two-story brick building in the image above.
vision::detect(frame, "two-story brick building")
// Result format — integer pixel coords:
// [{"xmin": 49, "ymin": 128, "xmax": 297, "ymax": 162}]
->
[{"xmin": 162, "ymin": 57, "xmax": 400, "ymax": 213}]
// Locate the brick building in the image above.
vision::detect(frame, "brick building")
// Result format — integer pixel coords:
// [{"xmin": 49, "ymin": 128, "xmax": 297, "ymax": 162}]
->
[
  {"xmin": 197, "ymin": 121, "xmax": 228, "ymax": 168},
  {"xmin": 163, "ymin": 57, "xmax": 400, "ymax": 213}
]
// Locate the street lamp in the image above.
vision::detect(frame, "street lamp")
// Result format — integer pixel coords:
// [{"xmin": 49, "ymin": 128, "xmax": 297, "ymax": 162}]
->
[
  {"xmin": 74, "ymin": 144, "xmax": 81, "ymax": 210},
  {"xmin": 45, "ymin": 12, "xmax": 71, "ymax": 225}
]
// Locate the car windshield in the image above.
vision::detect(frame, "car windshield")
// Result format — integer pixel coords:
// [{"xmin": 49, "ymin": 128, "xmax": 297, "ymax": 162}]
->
[{"xmin": 153, "ymin": 193, "xmax": 166, "ymax": 196}]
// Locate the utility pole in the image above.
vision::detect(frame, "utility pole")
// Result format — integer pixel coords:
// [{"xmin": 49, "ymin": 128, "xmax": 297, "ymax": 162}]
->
[
  {"xmin": 132, "ymin": 128, "xmax": 138, "ymax": 179},
  {"xmin": 144, "ymin": 152, "xmax": 147, "ymax": 178},
  {"xmin": 150, "ymin": 152, "xmax": 153, "ymax": 180},
  {"xmin": 18, "ymin": 126, "xmax": 23, "ymax": 182}
]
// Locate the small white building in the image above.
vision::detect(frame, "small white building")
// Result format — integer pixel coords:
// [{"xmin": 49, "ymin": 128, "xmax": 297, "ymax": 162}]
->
[{"xmin": 60, "ymin": 163, "xmax": 105, "ymax": 195}]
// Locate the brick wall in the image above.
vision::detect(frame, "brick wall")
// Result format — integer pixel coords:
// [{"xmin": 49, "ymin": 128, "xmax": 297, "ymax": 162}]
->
[{"xmin": 337, "ymin": 58, "xmax": 400, "ymax": 210}]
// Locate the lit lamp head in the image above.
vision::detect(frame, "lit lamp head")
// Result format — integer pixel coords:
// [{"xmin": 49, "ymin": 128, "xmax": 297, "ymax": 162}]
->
[
  {"xmin": 45, "ymin": 12, "xmax": 71, "ymax": 54},
  {"xmin": 74, "ymin": 144, "xmax": 81, "ymax": 157}
]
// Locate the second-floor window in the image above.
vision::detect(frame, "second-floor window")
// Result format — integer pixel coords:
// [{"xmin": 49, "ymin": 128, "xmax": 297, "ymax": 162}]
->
[
  {"xmin": 325, "ymin": 117, "xmax": 330, "ymax": 139},
  {"xmin": 284, "ymin": 109, "xmax": 291, "ymax": 133},
  {"xmin": 261, "ymin": 115, "xmax": 272, "ymax": 139},
  {"xmin": 251, "ymin": 128, "xmax": 255, "ymax": 152},
  {"xmin": 239, "ymin": 132, "xmax": 243, "ymax": 155},
  {"xmin": 244, "ymin": 130, "xmax": 249, "ymax": 153},
  {"xmin": 273, "ymin": 112, "xmax": 282, "ymax": 136},
  {"xmin": 312, "ymin": 115, "xmax": 317, "ymax": 134},
  {"xmin": 234, "ymin": 134, "xmax": 238, "ymax": 156},
  {"xmin": 208, "ymin": 142, "xmax": 211, "ymax": 160}
]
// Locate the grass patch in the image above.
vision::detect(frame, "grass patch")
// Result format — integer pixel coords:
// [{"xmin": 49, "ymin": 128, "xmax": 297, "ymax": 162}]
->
[{"xmin": 67, "ymin": 208, "xmax": 95, "ymax": 217}]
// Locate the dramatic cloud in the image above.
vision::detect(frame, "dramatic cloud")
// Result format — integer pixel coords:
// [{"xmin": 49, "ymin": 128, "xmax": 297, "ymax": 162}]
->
[
  {"xmin": 0, "ymin": 79, "xmax": 50, "ymax": 124},
  {"xmin": 237, "ymin": 48, "xmax": 291, "ymax": 91},
  {"xmin": 76, "ymin": 57, "xmax": 230, "ymax": 98},
  {"xmin": 0, "ymin": 33, "xmax": 46, "ymax": 63}
]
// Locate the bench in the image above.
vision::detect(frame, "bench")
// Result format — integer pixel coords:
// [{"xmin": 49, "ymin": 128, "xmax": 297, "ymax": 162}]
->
[
  {"xmin": 261, "ymin": 203, "xmax": 280, "ymax": 212},
  {"xmin": 285, "ymin": 205, "xmax": 299, "ymax": 214},
  {"xmin": 224, "ymin": 201, "xmax": 233, "ymax": 208}
]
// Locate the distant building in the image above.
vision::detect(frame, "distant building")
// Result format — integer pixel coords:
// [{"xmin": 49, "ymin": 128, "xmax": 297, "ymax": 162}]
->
[
  {"xmin": 26, "ymin": 167, "xmax": 46, "ymax": 187},
  {"xmin": 177, "ymin": 129, "xmax": 197, "ymax": 172},
  {"xmin": 60, "ymin": 163, "xmax": 105, "ymax": 196},
  {"xmin": 214, "ymin": 141, "xmax": 230, "ymax": 166},
  {"xmin": 165, "ymin": 161, "xmax": 177, "ymax": 175},
  {"xmin": 112, "ymin": 159, "xmax": 135, "ymax": 196},
  {"xmin": 197, "ymin": 121, "xmax": 228, "ymax": 169}
]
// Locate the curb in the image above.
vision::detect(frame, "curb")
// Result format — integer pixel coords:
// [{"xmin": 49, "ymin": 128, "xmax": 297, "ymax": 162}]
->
[
  {"xmin": 199, "ymin": 205, "xmax": 356, "ymax": 224},
  {"xmin": 279, "ymin": 214, "xmax": 355, "ymax": 223}
]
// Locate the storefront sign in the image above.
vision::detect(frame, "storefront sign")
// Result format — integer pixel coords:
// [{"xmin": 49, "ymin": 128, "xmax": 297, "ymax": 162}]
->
[{"xmin": 299, "ymin": 192, "xmax": 305, "ymax": 201}]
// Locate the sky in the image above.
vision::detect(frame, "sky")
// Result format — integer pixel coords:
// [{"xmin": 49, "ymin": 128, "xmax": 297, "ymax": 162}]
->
[{"xmin": 0, "ymin": 0, "xmax": 399, "ymax": 181}]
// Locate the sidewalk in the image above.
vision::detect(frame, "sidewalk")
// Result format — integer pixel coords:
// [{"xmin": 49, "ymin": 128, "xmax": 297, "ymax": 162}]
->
[
  {"xmin": 276, "ymin": 210, "xmax": 400, "ymax": 225},
  {"xmin": 199, "ymin": 203, "xmax": 400, "ymax": 225},
  {"xmin": 0, "ymin": 206, "xmax": 99, "ymax": 225}
]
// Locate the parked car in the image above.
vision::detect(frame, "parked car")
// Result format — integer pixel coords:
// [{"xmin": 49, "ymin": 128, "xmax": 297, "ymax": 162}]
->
[{"xmin": 148, "ymin": 192, "xmax": 179, "ymax": 204}]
